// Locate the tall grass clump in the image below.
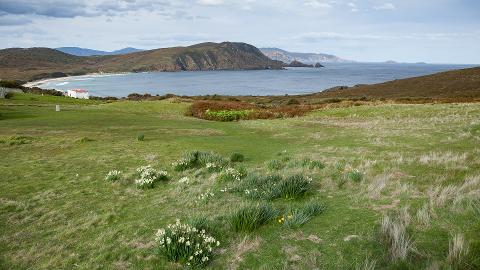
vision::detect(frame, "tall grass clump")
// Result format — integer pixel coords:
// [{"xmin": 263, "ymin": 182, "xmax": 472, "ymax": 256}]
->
[
  {"xmin": 155, "ymin": 220, "xmax": 220, "ymax": 267},
  {"xmin": 278, "ymin": 201, "xmax": 326, "ymax": 228},
  {"xmin": 379, "ymin": 214, "xmax": 414, "ymax": 262},
  {"xmin": 447, "ymin": 233, "xmax": 469, "ymax": 268},
  {"xmin": 236, "ymin": 174, "xmax": 312, "ymax": 200},
  {"xmin": 266, "ymin": 159, "xmax": 284, "ymax": 171},
  {"xmin": 229, "ymin": 204, "xmax": 278, "ymax": 232},
  {"xmin": 274, "ymin": 175, "xmax": 312, "ymax": 199},
  {"xmin": 230, "ymin": 152, "xmax": 245, "ymax": 162},
  {"xmin": 137, "ymin": 133, "xmax": 144, "ymax": 141},
  {"xmin": 173, "ymin": 151, "xmax": 227, "ymax": 171}
]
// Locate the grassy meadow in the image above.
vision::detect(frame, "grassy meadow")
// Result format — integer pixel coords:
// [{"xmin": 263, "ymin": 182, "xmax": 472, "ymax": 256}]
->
[{"xmin": 1, "ymin": 93, "xmax": 479, "ymax": 269}]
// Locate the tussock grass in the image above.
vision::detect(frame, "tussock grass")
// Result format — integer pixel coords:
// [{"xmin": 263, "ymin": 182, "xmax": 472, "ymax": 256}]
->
[
  {"xmin": 235, "ymin": 174, "xmax": 312, "ymax": 200},
  {"xmin": 416, "ymin": 204, "xmax": 431, "ymax": 228},
  {"xmin": 229, "ymin": 204, "xmax": 278, "ymax": 232},
  {"xmin": 279, "ymin": 202, "xmax": 326, "ymax": 228},
  {"xmin": 447, "ymin": 233, "xmax": 469, "ymax": 268},
  {"xmin": 380, "ymin": 214, "xmax": 414, "ymax": 262}
]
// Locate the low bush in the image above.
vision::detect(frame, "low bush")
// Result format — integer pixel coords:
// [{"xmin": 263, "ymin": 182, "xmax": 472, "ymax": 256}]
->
[
  {"xmin": 229, "ymin": 204, "xmax": 278, "ymax": 232},
  {"xmin": 105, "ymin": 170, "xmax": 122, "ymax": 181},
  {"xmin": 155, "ymin": 220, "xmax": 220, "ymax": 267},
  {"xmin": 137, "ymin": 134, "xmax": 145, "ymax": 141},
  {"xmin": 205, "ymin": 109, "xmax": 250, "ymax": 121},
  {"xmin": 135, "ymin": 165, "xmax": 168, "ymax": 188},
  {"xmin": 230, "ymin": 152, "xmax": 245, "ymax": 162}
]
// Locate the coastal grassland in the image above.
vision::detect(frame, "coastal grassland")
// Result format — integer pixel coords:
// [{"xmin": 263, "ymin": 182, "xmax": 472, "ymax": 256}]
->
[{"xmin": 1, "ymin": 93, "xmax": 479, "ymax": 269}]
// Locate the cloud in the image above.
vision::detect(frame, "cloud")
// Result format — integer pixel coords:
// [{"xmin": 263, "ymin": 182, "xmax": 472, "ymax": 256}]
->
[
  {"xmin": 0, "ymin": 15, "xmax": 32, "ymax": 26},
  {"xmin": 304, "ymin": 0, "xmax": 332, "ymax": 9},
  {"xmin": 0, "ymin": 0, "xmax": 172, "ymax": 18},
  {"xmin": 374, "ymin": 3, "xmax": 396, "ymax": 10},
  {"xmin": 0, "ymin": 0, "xmax": 90, "ymax": 18},
  {"xmin": 197, "ymin": 0, "xmax": 224, "ymax": 6}
]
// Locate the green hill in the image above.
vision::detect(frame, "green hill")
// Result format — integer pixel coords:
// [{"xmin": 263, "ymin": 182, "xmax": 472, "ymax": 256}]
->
[{"xmin": 0, "ymin": 42, "xmax": 284, "ymax": 81}]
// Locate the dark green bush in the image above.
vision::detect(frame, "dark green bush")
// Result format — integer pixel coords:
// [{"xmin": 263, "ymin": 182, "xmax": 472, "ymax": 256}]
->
[
  {"xmin": 230, "ymin": 152, "xmax": 245, "ymax": 162},
  {"xmin": 137, "ymin": 134, "xmax": 145, "ymax": 141}
]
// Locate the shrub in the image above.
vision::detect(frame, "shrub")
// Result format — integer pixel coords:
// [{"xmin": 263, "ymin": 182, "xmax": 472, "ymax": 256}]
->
[
  {"xmin": 105, "ymin": 170, "xmax": 122, "ymax": 181},
  {"xmin": 135, "ymin": 165, "xmax": 168, "ymax": 188},
  {"xmin": 155, "ymin": 220, "xmax": 220, "ymax": 267},
  {"xmin": 267, "ymin": 159, "xmax": 284, "ymax": 170},
  {"xmin": 230, "ymin": 152, "xmax": 245, "ymax": 162},
  {"xmin": 205, "ymin": 109, "xmax": 251, "ymax": 121},
  {"xmin": 173, "ymin": 151, "xmax": 227, "ymax": 171},
  {"xmin": 278, "ymin": 202, "xmax": 326, "ymax": 228},
  {"xmin": 229, "ymin": 204, "xmax": 278, "ymax": 232},
  {"xmin": 137, "ymin": 134, "xmax": 145, "ymax": 141}
]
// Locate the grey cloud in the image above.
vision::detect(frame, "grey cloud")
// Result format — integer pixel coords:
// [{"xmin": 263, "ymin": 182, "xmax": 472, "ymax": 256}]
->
[{"xmin": 0, "ymin": 15, "xmax": 32, "ymax": 26}]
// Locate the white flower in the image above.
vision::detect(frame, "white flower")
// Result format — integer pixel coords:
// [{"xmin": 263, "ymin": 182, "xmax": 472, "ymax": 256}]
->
[{"xmin": 179, "ymin": 176, "xmax": 189, "ymax": 184}]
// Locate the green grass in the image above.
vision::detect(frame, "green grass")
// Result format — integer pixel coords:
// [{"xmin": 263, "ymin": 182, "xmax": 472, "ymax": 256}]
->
[{"xmin": 1, "ymin": 93, "xmax": 480, "ymax": 269}]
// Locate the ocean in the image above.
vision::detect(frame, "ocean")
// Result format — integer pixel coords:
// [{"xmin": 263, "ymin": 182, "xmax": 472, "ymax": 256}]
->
[{"xmin": 32, "ymin": 63, "xmax": 475, "ymax": 97}]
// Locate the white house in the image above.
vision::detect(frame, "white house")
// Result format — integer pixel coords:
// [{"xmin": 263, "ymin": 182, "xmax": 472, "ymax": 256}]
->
[{"xmin": 67, "ymin": 89, "xmax": 89, "ymax": 99}]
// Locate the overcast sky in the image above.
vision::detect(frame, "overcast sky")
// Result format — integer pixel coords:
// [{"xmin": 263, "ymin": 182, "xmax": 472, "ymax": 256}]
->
[{"xmin": 1, "ymin": 0, "xmax": 479, "ymax": 63}]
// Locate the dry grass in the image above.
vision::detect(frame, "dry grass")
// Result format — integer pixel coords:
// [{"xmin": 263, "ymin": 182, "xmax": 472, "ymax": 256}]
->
[
  {"xmin": 416, "ymin": 203, "xmax": 431, "ymax": 228},
  {"xmin": 428, "ymin": 175, "xmax": 480, "ymax": 210},
  {"xmin": 229, "ymin": 236, "xmax": 262, "ymax": 270},
  {"xmin": 380, "ymin": 214, "xmax": 414, "ymax": 262},
  {"xmin": 447, "ymin": 233, "xmax": 469, "ymax": 268},
  {"xmin": 419, "ymin": 152, "xmax": 468, "ymax": 166}
]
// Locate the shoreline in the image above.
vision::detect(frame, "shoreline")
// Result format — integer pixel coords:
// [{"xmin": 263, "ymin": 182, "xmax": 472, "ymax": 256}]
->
[{"xmin": 22, "ymin": 72, "xmax": 131, "ymax": 88}]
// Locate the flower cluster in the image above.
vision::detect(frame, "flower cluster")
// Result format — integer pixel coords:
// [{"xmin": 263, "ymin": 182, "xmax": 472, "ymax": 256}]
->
[
  {"xmin": 205, "ymin": 162, "xmax": 222, "ymax": 172},
  {"xmin": 172, "ymin": 159, "xmax": 189, "ymax": 171},
  {"xmin": 179, "ymin": 176, "xmax": 189, "ymax": 184},
  {"xmin": 155, "ymin": 220, "xmax": 219, "ymax": 266},
  {"xmin": 196, "ymin": 190, "xmax": 215, "ymax": 204},
  {"xmin": 278, "ymin": 213, "xmax": 294, "ymax": 224},
  {"xmin": 135, "ymin": 165, "xmax": 168, "ymax": 188},
  {"xmin": 218, "ymin": 167, "xmax": 242, "ymax": 182},
  {"xmin": 105, "ymin": 170, "xmax": 122, "ymax": 181}
]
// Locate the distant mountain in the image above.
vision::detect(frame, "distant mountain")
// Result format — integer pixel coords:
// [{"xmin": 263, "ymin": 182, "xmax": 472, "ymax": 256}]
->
[
  {"xmin": 0, "ymin": 42, "xmax": 284, "ymax": 81},
  {"xmin": 260, "ymin": 48, "xmax": 352, "ymax": 64},
  {"xmin": 56, "ymin": 47, "xmax": 144, "ymax": 56}
]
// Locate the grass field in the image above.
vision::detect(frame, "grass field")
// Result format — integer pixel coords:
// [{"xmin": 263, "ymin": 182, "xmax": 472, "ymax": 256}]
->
[{"xmin": 1, "ymin": 93, "xmax": 479, "ymax": 269}]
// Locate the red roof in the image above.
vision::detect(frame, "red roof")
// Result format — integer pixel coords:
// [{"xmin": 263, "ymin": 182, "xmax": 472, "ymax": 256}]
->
[{"xmin": 71, "ymin": 89, "xmax": 88, "ymax": 93}]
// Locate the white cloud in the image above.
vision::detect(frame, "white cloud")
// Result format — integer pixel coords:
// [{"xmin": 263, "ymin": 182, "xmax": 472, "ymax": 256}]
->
[
  {"xmin": 197, "ymin": 0, "xmax": 224, "ymax": 5},
  {"xmin": 374, "ymin": 3, "xmax": 396, "ymax": 10},
  {"xmin": 304, "ymin": 0, "xmax": 332, "ymax": 9}
]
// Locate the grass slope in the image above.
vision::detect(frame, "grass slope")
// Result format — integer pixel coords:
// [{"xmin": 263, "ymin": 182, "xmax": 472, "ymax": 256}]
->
[{"xmin": 1, "ymin": 93, "xmax": 479, "ymax": 269}]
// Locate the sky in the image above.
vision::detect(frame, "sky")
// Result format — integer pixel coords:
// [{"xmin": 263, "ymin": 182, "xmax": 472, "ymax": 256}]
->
[{"xmin": 0, "ymin": 0, "xmax": 479, "ymax": 64}]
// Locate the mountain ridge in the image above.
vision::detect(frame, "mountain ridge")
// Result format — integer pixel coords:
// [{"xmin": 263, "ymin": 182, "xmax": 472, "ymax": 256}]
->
[
  {"xmin": 56, "ymin": 47, "xmax": 144, "ymax": 56},
  {"xmin": 260, "ymin": 47, "xmax": 352, "ymax": 64},
  {"xmin": 0, "ymin": 42, "xmax": 284, "ymax": 81}
]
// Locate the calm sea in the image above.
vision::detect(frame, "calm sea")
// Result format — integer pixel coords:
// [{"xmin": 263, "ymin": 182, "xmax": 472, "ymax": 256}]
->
[{"xmin": 34, "ymin": 63, "xmax": 476, "ymax": 97}]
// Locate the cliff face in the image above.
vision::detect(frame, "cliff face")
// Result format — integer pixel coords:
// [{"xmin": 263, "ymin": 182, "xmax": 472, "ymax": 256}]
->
[{"xmin": 0, "ymin": 42, "xmax": 284, "ymax": 81}]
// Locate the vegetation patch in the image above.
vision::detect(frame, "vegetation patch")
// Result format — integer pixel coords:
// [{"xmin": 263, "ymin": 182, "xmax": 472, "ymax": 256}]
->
[
  {"xmin": 155, "ymin": 220, "xmax": 220, "ymax": 267},
  {"xmin": 187, "ymin": 100, "xmax": 316, "ymax": 121},
  {"xmin": 172, "ymin": 151, "xmax": 227, "ymax": 171},
  {"xmin": 235, "ymin": 174, "xmax": 312, "ymax": 200},
  {"xmin": 229, "ymin": 204, "xmax": 278, "ymax": 232},
  {"xmin": 135, "ymin": 165, "xmax": 169, "ymax": 188},
  {"xmin": 278, "ymin": 202, "xmax": 326, "ymax": 228}
]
